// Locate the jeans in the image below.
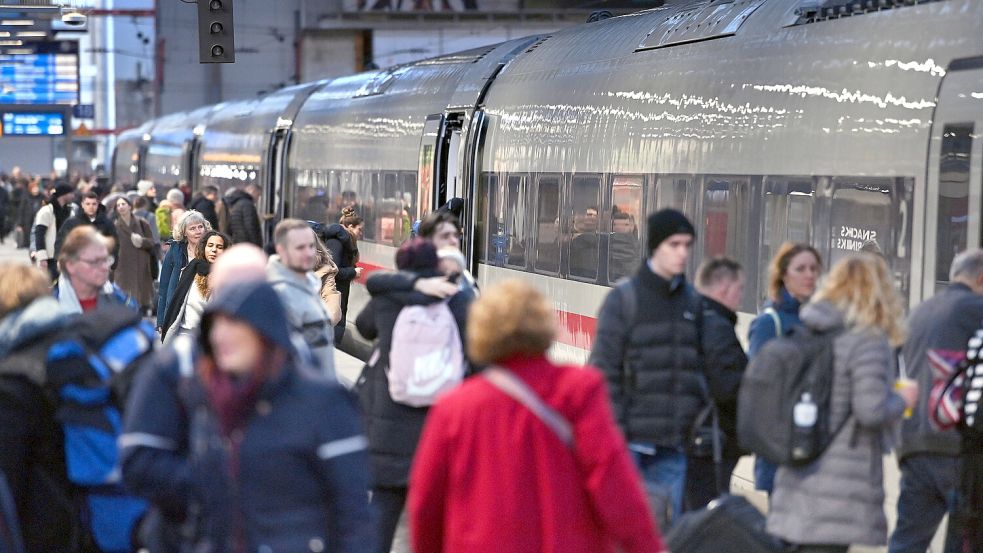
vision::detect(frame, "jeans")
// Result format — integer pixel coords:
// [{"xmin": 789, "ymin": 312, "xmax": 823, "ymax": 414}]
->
[
  {"xmin": 754, "ymin": 456, "xmax": 777, "ymax": 494},
  {"xmin": 888, "ymin": 454, "xmax": 962, "ymax": 553},
  {"xmin": 631, "ymin": 443, "xmax": 687, "ymax": 523},
  {"xmin": 371, "ymin": 486, "xmax": 407, "ymax": 553}
]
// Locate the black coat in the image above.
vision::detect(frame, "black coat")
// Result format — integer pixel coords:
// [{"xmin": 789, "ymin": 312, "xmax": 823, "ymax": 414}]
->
[
  {"xmin": 225, "ymin": 189, "xmax": 261, "ymax": 246},
  {"xmin": 188, "ymin": 196, "xmax": 218, "ymax": 231},
  {"xmin": 699, "ymin": 296, "xmax": 748, "ymax": 459},
  {"xmin": 355, "ymin": 271, "xmax": 471, "ymax": 488},
  {"xmin": 588, "ymin": 265, "xmax": 706, "ymax": 448},
  {"xmin": 0, "ymin": 299, "xmax": 78, "ymax": 553}
]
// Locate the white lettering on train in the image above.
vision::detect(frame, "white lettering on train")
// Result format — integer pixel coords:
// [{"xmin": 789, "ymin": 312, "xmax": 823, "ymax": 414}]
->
[{"xmin": 834, "ymin": 226, "xmax": 879, "ymax": 252}]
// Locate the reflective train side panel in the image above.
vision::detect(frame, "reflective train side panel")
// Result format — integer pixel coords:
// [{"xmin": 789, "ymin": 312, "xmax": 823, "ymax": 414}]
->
[{"xmin": 117, "ymin": 0, "xmax": 983, "ymax": 364}]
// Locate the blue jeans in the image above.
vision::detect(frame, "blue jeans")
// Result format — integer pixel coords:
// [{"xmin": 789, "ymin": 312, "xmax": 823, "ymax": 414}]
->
[
  {"xmin": 888, "ymin": 454, "xmax": 961, "ymax": 553},
  {"xmin": 631, "ymin": 443, "xmax": 687, "ymax": 523},
  {"xmin": 754, "ymin": 456, "xmax": 777, "ymax": 494}
]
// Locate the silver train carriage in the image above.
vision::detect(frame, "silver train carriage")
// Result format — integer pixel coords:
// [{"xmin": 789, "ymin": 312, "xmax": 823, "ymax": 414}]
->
[{"xmin": 113, "ymin": 0, "xmax": 983, "ymax": 363}]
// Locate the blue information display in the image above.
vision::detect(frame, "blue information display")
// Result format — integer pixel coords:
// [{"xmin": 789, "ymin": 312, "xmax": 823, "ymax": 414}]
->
[
  {"xmin": 0, "ymin": 41, "xmax": 79, "ymax": 105},
  {"xmin": 1, "ymin": 112, "xmax": 65, "ymax": 136}
]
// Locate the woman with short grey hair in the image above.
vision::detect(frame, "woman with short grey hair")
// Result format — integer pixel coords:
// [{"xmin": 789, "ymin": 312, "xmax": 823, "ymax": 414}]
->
[{"xmin": 156, "ymin": 210, "xmax": 211, "ymax": 331}]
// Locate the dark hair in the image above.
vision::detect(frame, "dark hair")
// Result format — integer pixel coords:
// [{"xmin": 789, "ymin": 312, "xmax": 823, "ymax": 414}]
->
[
  {"xmin": 340, "ymin": 206, "xmax": 363, "ymax": 227},
  {"xmin": 768, "ymin": 242, "xmax": 822, "ymax": 302},
  {"xmin": 133, "ymin": 196, "xmax": 148, "ymax": 210},
  {"xmin": 418, "ymin": 210, "xmax": 461, "ymax": 239},
  {"xmin": 395, "ymin": 238, "xmax": 438, "ymax": 271},
  {"xmin": 81, "ymin": 191, "xmax": 99, "ymax": 202},
  {"xmin": 612, "ymin": 210, "xmax": 631, "ymax": 221},
  {"xmin": 696, "ymin": 257, "xmax": 743, "ymax": 290},
  {"xmin": 195, "ymin": 230, "xmax": 231, "ymax": 260},
  {"xmin": 200, "ymin": 185, "xmax": 219, "ymax": 196}
]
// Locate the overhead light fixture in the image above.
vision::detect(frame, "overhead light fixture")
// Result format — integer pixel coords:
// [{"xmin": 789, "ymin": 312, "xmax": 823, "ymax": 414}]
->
[
  {"xmin": 16, "ymin": 31, "xmax": 46, "ymax": 38},
  {"xmin": 0, "ymin": 40, "xmax": 23, "ymax": 46},
  {"xmin": 0, "ymin": 32, "xmax": 9, "ymax": 37},
  {"xmin": 0, "ymin": 20, "xmax": 35, "ymax": 26},
  {"xmin": 4, "ymin": 48, "xmax": 33, "ymax": 54}
]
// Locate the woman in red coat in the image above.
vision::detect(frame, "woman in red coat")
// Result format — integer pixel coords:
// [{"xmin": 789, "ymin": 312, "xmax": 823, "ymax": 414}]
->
[{"xmin": 408, "ymin": 279, "xmax": 667, "ymax": 553}]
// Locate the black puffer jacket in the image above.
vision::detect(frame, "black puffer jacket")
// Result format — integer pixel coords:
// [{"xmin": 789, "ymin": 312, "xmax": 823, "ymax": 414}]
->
[
  {"xmin": 355, "ymin": 270, "xmax": 471, "ymax": 488},
  {"xmin": 589, "ymin": 265, "xmax": 706, "ymax": 448},
  {"xmin": 225, "ymin": 189, "xmax": 261, "ymax": 246}
]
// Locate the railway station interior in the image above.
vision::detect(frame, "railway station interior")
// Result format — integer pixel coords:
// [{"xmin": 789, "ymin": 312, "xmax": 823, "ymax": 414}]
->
[{"xmin": 1, "ymin": 1, "xmax": 981, "ymax": 552}]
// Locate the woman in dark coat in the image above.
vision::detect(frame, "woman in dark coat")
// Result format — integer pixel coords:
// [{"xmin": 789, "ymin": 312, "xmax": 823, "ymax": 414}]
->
[
  {"xmin": 112, "ymin": 196, "xmax": 156, "ymax": 312},
  {"xmin": 324, "ymin": 207, "xmax": 363, "ymax": 344},
  {"xmin": 355, "ymin": 238, "xmax": 472, "ymax": 553}
]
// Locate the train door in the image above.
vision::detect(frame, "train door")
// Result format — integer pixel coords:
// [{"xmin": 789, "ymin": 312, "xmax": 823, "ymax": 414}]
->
[
  {"xmin": 923, "ymin": 61, "xmax": 983, "ymax": 298},
  {"xmin": 266, "ymin": 127, "xmax": 291, "ymax": 244},
  {"xmin": 417, "ymin": 113, "xmax": 464, "ymax": 217}
]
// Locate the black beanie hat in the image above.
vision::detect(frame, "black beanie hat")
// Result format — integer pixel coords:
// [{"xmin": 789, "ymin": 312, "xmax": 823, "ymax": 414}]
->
[{"xmin": 647, "ymin": 209, "xmax": 695, "ymax": 254}]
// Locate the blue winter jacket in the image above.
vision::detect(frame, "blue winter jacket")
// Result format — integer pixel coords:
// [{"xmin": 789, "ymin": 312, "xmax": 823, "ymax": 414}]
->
[
  {"xmin": 122, "ymin": 281, "xmax": 376, "ymax": 553},
  {"xmin": 155, "ymin": 241, "xmax": 187, "ymax": 329},
  {"xmin": 747, "ymin": 287, "xmax": 804, "ymax": 358}
]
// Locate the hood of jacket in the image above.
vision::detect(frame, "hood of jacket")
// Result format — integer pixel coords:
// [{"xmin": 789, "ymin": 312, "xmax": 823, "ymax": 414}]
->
[
  {"xmin": 200, "ymin": 280, "xmax": 293, "ymax": 353},
  {"xmin": 800, "ymin": 300, "xmax": 847, "ymax": 334},
  {"xmin": 0, "ymin": 296, "xmax": 73, "ymax": 357},
  {"xmin": 226, "ymin": 188, "xmax": 253, "ymax": 207}
]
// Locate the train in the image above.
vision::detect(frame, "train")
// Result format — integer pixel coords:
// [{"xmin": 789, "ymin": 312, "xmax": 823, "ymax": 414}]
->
[{"xmin": 113, "ymin": 0, "xmax": 983, "ymax": 363}]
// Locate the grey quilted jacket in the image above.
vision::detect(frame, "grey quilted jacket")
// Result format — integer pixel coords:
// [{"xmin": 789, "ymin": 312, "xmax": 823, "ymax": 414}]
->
[{"xmin": 767, "ymin": 300, "xmax": 907, "ymax": 547}]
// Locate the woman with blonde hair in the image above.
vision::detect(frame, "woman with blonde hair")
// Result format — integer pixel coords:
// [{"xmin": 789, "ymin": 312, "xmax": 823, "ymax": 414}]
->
[
  {"xmin": 767, "ymin": 254, "xmax": 918, "ymax": 553},
  {"xmin": 409, "ymin": 279, "xmax": 667, "ymax": 553},
  {"xmin": 748, "ymin": 241, "xmax": 822, "ymax": 493},
  {"xmin": 156, "ymin": 210, "xmax": 211, "ymax": 331}
]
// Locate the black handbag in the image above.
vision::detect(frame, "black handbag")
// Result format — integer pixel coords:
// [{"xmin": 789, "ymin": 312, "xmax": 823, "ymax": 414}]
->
[{"xmin": 687, "ymin": 374, "xmax": 727, "ymax": 495}]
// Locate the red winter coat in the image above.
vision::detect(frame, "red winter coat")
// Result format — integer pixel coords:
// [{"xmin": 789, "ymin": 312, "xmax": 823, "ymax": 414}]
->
[{"xmin": 408, "ymin": 355, "xmax": 667, "ymax": 553}]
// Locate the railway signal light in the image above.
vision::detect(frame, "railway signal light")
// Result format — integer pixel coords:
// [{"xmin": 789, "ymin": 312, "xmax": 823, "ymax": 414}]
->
[{"xmin": 198, "ymin": 0, "xmax": 235, "ymax": 64}]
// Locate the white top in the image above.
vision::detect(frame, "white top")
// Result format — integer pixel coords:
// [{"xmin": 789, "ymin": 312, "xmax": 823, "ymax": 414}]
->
[{"xmin": 180, "ymin": 283, "xmax": 206, "ymax": 331}]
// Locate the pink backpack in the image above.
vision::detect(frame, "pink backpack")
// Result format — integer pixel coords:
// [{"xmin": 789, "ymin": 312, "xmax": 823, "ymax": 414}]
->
[{"xmin": 387, "ymin": 302, "xmax": 465, "ymax": 407}]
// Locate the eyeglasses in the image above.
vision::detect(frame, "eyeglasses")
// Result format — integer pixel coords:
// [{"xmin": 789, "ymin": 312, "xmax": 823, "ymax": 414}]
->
[{"xmin": 77, "ymin": 255, "xmax": 114, "ymax": 267}]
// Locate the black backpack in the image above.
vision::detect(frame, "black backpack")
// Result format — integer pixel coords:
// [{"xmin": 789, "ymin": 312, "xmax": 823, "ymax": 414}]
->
[{"xmin": 737, "ymin": 325, "xmax": 846, "ymax": 466}]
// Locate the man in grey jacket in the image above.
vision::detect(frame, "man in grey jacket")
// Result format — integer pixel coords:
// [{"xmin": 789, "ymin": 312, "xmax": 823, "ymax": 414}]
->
[
  {"xmin": 889, "ymin": 249, "xmax": 983, "ymax": 553},
  {"xmin": 267, "ymin": 218, "xmax": 336, "ymax": 379}
]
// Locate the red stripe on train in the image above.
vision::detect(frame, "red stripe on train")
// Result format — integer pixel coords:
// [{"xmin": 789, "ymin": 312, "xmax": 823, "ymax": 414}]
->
[{"xmin": 355, "ymin": 261, "xmax": 598, "ymax": 351}]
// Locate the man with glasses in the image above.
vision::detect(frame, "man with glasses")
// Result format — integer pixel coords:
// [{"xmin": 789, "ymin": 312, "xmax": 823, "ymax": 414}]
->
[{"xmin": 53, "ymin": 226, "xmax": 136, "ymax": 314}]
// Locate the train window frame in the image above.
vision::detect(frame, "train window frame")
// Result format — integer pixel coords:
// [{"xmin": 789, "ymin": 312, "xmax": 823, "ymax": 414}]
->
[
  {"xmin": 567, "ymin": 173, "xmax": 603, "ymax": 283},
  {"xmin": 476, "ymin": 172, "xmax": 498, "ymax": 264},
  {"xmin": 534, "ymin": 173, "xmax": 563, "ymax": 276},
  {"xmin": 608, "ymin": 174, "xmax": 645, "ymax": 285},
  {"xmin": 503, "ymin": 173, "xmax": 530, "ymax": 271}
]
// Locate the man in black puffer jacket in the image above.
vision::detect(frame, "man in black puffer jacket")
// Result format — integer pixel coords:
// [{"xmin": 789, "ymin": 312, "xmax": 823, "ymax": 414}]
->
[{"xmin": 589, "ymin": 208, "xmax": 704, "ymax": 520}]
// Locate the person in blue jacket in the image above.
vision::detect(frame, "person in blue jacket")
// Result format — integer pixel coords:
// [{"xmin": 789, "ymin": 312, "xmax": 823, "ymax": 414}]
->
[
  {"xmin": 747, "ymin": 242, "xmax": 821, "ymax": 493},
  {"xmin": 122, "ymin": 279, "xmax": 376, "ymax": 553}
]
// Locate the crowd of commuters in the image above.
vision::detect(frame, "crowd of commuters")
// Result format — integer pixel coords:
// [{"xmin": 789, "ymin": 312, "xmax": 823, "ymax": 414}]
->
[{"xmin": 0, "ymin": 169, "xmax": 980, "ymax": 553}]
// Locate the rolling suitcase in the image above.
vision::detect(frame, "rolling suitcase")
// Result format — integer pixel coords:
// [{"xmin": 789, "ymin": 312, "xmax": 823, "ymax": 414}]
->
[{"xmin": 666, "ymin": 494, "xmax": 786, "ymax": 553}]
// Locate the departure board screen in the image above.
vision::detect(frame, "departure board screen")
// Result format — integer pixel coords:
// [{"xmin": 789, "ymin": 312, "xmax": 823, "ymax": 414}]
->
[
  {"xmin": 0, "ymin": 41, "xmax": 79, "ymax": 105},
  {"xmin": 1, "ymin": 112, "xmax": 65, "ymax": 136}
]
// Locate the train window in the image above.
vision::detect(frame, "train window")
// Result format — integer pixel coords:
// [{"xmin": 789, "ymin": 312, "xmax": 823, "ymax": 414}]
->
[
  {"xmin": 609, "ymin": 175, "xmax": 643, "ymax": 283},
  {"xmin": 535, "ymin": 175, "xmax": 562, "ymax": 274},
  {"xmin": 504, "ymin": 175, "xmax": 528, "ymax": 269},
  {"xmin": 377, "ymin": 173, "xmax": 402, "ymax": 246},
  {"xmin": 418, "ymin": 145, "xmax": 434, "ymax": 220},
  {"xmin": 828, "ymin": 177, "xmax": 893, "ymax": 264},
  {"xmin": 654, "ymin": 175, "xmax": 691, "ymax": 213},
  {"xmin": 936, "ymin": 123, "xmax": 973, "ymax": 287},
  {"xmin": 362, "ymin": 173, "xmax": 379, "ymax": 242},
  {"xmin": 702, "ymin": 176, "xmax": 750, "ymax": 260},
  {"xmin": 759, "ymin": 177, "xmax": 814, "ymax": 303},
  {"xmin": 476, "ymin": 173, "xmax": 497, "ymax": 263},
  {"xmin": 401, "ymin": 172, "xmax": 417, "ymax": 222},
  {"xmin": 568, "ymin": 175, "xmax": 601, "ymax": 281}
]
